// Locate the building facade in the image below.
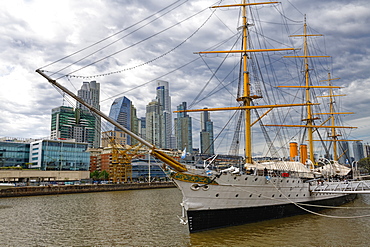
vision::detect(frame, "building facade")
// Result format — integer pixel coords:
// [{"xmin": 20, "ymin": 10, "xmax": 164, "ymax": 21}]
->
[
  {"xmin": 51, "ymin": 106, "xmax": 96, "ymax": 147},
  {"xmin": 200, "ymin": 109, "xmax": 214, "ymax": 155},
  {"xmin": 138, "ymin": 117, "xmax": 146, "ymax": 140},
  {"xmin": 101, "ymin": 130, "xmax": 128, "ymax": 147},
  {"xmin": 0, "ymin": 138, "xmax": 32, "ymax": 168},
  {"xmin": 174, "ymin": 102, "xmax": 193, "ymax": 153},
  {"xmin": 156, "ymin": 80, "xmax": 173, "ymax": 149},
  {"xmin": 29, "ymin": 139, "xmax": 90, "ymax": 171},
  {"xmin": 353, "ymin": 141, "xmax": 365, "ymax": 161},
  {"xmin": 107, "ymin": 96, "xmax": 138, "ymax": 145},
  {"xmin": 338, "ymin": 141, "xmax": 350, "ymax": 164},
  {"xmin": 146, "ymin": 99, "xmax": 161, "ymax": 147},
  {"xmin": 77, "ymin": 81, "xmax": 101, "ymax": 148}
]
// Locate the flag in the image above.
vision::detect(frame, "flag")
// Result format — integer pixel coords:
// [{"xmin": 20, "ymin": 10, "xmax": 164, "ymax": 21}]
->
[{"xmin": 181, "ymin": 147, "xmax": 187, "ymax": 159}]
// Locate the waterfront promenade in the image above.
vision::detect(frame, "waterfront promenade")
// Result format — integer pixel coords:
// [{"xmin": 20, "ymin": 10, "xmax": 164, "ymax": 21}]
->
[{"xmin": 0, "ymin": 182, "xmax": 175, "ymax": 197}]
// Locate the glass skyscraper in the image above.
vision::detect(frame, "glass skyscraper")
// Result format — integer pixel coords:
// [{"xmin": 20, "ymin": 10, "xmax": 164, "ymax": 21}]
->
[
  {"xmin": 200, "ymin": 109, "xmax": 214, "ymax": 154},
  {"xmin": 108, "ymin": 96, "xmax": 135, "ymax": 145},
  {"xmin": 156, "ymin": 80, "xmax": 173, "ymax": 149},
  {"xmin": 174, "ymin": 102, "xmax": 193, "ymax": 153},
  {"xmin": 77, "ymin": 81, "xmax": 101, "ymax": 148}
]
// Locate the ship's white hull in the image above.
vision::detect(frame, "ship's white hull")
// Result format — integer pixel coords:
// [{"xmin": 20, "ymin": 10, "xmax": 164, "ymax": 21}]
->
[{"xmin": 172, "ymin": 173, "xmax": 356, "ymax": 232}]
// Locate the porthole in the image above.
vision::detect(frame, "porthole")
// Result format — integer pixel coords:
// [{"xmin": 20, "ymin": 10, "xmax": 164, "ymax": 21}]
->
[
  {"xmin": 292, "ymin": 180, "xmax": 295, "ymax": 183},
  {"xmin": 303, "ymin": 194, "xmax": 306, "ymax": 196},
  {"xmin": 234, "ymin": 177, "xmax": 237, "ymax": 180},
  {"xmin": 287, "ymin": 180, "xmax": 289, "ymax": 183},
  {"xmin": 202, "ymin": 185, "xmax": 209, "ymax": 191},
  {"xmin": 249, "ymin": 194, "xmax": 252, "ymax": 197},
  {"xmin": 296, "ymin": 194, "xmax": 299, "ymax": 197},
  {"xmin": 190, "ymin": 184, "xmax": 200, "ymax": 191},
  {"xmin": 245, "ymin": 177, "xmax": 248, "ymax": 181},
  {"xmin": 258, "ymin": 194, "xmax": 261, "ymax": 197},
  {"xmin": 279, "ymin": 194, "xmax": 282, "ymax": 197},
  {"xmin": 288, "ymin": 194, "xmax": 291, "ymax": 197},
  {"xmin": 254, "ymin": 178, "xmax": 258, "ymax": 182},
  {"xmin": 235, "ymin": 194, "xmax": 239, "ymax": 197},
  {"xmin": 272, "ymin": 194, "xmax": 275, "ymax": 197},
  {"xmin": 216, "ymin": 193, "xmax": 219, "ymax": 197}
]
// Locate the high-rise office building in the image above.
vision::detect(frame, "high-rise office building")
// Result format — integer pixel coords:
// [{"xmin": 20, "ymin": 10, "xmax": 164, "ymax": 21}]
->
[
  {"xmin": 174, "ymin": 102, "xmax": 193, "ymax": 153},
  {"xmin": 51, "ymin": 106, "xmax": 96, "ymax": 147},
  {"xmin": 353, "ymin": 141, "xmax": 365, "ymax": 161},
  {"xmin": 146, "ymin": 99, "xmax": 161, "ymax": 147},
  {"xmin": 156, "ymin": 80, "xmax": 173, "ymax": 149},
  {"xmin": 77, "ymin": 81, "xmax": 101, "ymax": 148},
  {"xmin": 365, "ymin": 143, "xmax": 370, "ymax": 158},
  {"xmin": 138, "ymin": 117, "xmax": 146, "ymax": 140},
  {"xmin": 200, "ymin": 108, "xmax": 214, "ymax": 154},
  {"xmin": 338, "ymin": 141, "xmax": 350, "ymax": 164},
  {"xmin": 108, "ymin": 96, "xmax": 138, "ymax": 145}
]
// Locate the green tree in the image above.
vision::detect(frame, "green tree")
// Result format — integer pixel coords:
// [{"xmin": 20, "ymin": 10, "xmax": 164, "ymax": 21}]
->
[
  {"xmin": 358, "ymin": 157, "xmax": 370, "ymax": 174},
  {"xmin": 90, "ymin": 170, "xmax": 100, "ymax": 180},
  {"xmin": 99, "ymin": 170, "xmax": 109, "ymax": 181}
]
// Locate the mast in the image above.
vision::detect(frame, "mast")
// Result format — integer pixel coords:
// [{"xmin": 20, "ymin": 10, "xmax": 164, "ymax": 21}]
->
[
  {"xmin": 241, "ymin": 0, "xmax": 252, "ymax": 164},
  {"xmin": 316, "ymin": 73, "xmax": 357, "ymax": 162},
  {"xmin": 176, "ymin": 1, "xmax": 299, "ymax": 163}
]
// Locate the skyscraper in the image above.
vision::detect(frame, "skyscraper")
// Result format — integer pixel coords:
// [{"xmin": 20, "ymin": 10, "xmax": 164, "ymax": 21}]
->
[
  {"xmin": 353, "ymin": 141, "xmax": 365, "ymax": 161},
  {"xmin": 51, "ymin": 106, "xmax": 96, "ymax": 147},
  {"xmin": 138, "ymin": 117, "xmax": 146, "ymax": 140},
  {"xmin": 77, "ymin": 81, "xmax": 101, "ymax": 148},
  {"xmin": 200, "ymin": 108, "xmax": 214, "ymax": 154},
  {"xmin": 338, "ymin": 141, "xmax": 350, "ymax": 164},
  {"xmin": 156, "ymin": 80, "xmax": 173, "ymax": 149},
  {"xmin": 146, "ymin": 99, "xmax": 161, "ymax": 147},
  {"xmin": 174, "ymin": 102, "xmax": 193, "ymax": 153},
  {"xmin": 108, "ymin": 96, "xmax": 136, "ymax": 145}
]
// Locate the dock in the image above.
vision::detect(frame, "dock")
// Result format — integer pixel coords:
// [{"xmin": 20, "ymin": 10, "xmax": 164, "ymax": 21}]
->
[{"xmin": 0, "ymin": 182, "xmax": 175, "ymax": 198}]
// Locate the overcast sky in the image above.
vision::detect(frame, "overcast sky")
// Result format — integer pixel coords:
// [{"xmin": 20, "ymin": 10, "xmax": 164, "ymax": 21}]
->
[{"xmin": 1, "ymin": 0, "xmax": 369, "ymax": 157}]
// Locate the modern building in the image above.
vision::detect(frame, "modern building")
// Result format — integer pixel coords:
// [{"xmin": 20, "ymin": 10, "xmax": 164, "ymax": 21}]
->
[
  {"xmin": 101, "ymin": 130, "xmax": 128, "ymax": 147},
  {"xmin": 353, "ymin": 141, "xmax": 365, "ymax": 161},
  {"xmin": 0, "ymin": 137, "xmax": 33, "ymax": 168},
  {"xmin": 200, "ymin": 108, "xmax": 214, "ymax": 155},
  {"xmin": 51, "ymin": 106, "xmax": 96, "ymax": 147},
  {"xmin": 365, "ymin": 143, "xmax": 370, "ymax": 158},
  {"xmin": 338, "ymin": 141, "xmax": 350, "ymax": 164},
  {"xmin": 107, "ymin": 96, "xmax": 139, "ymax": 145},
  {"xmin": 146, "ymin": 99, "xmax": 161, "ymax": 147},
  {"xmin": 174, "ymin": 102, "xmax": 193, "ymax": 153},
  {"xmin": 138, "ymin": 117, "xmax": 146, "ymax": 140},
  {"xmin": 156, "ymin": 80, "xmax": 173, "ymax": 149},
  {"xmin": 29, "ymin": 139, "xmax": 90, "ymax": 171},
  {"xmin": 131, "ymin": 159, "xmax": 168, "ymax": 182},
  {"xmin": 77, "ymin": 81, "xmax": 101, "ymax": 148}
]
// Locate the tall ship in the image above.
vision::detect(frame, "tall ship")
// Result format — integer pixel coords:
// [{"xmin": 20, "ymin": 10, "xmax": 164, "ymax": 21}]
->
[{"xmin": 37, "ymin": 1, "xmax": 370, "ymax": 233}]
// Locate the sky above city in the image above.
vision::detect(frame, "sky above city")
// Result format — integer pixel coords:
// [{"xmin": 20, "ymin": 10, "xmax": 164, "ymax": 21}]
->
[{"xmin": 1, "ymin": 0, "xmax": 369, "ymax": 156}]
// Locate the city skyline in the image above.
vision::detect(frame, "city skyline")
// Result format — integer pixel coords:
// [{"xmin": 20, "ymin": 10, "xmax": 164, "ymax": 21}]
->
[{"xmin": 1, "ymin": 0, "xmax": 369, "ymax": 157}]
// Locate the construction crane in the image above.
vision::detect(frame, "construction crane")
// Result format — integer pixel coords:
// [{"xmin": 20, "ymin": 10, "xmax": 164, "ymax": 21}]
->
[{"xmin": 109, "ymin": 137, "xmax": 142, "ymax": 183}]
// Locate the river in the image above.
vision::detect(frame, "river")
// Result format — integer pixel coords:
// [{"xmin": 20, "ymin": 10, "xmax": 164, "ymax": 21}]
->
[{"xmin": 1, "ymin": 188, "xmax": 370, "ymax": 246}]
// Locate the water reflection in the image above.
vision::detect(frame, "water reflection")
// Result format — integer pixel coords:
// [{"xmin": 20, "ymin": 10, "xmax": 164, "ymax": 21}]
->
[{"xmin": 1, "ymin": 189, "xmax": 370, "ymax": 246}]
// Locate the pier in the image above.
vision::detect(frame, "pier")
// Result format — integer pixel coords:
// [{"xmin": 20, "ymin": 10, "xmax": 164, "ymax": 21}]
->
[{"xmin": 0, "ymin": 182, "xmax": 175, "ymax": 198}]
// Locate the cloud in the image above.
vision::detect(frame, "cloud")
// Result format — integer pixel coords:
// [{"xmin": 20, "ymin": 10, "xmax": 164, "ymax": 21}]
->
[{"xmin": 0, "ymin": 0, "xmax": 369, "ymax": 159}]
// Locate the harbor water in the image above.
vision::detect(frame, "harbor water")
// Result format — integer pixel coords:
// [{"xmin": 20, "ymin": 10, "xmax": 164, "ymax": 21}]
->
[{"xmin": 1, "ymin": 188, "xmax": 370, "ymax": 246}]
